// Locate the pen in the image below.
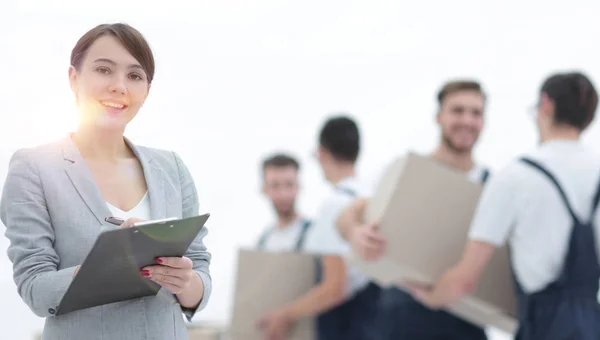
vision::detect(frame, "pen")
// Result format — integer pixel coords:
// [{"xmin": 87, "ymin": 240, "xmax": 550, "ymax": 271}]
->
[{"xmin": 105, "ymin": 216, "xmax": 125, "ymax": 226}]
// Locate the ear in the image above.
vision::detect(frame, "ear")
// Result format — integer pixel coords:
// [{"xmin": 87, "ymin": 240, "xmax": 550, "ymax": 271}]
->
[
  {"xmin": 317, "ymin": 146, "xmax": 327, "ymax": 159},
  {"xmin": 539, "ymin": 93, "xmax": 554, "ymax": 119},
  {"xmin": 261, "ymin": 182, "xmax": 267, "ymax": 195},
  {"xmin": 68, "ymin": 66, "xmax": 78, "ymax": 95},
  {"xmin": 435, "ymin": 110, "xmax": 442, "ymax": 125}
]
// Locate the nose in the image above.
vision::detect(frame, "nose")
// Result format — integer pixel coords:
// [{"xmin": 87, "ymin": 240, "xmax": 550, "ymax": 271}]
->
[
  {"xmin": 459, "ymin": 110, "xmax": 479, "ymax": 125},
  {"xmin": 108, "ymin": 74, "xmax": 127, "ymax": 95}
]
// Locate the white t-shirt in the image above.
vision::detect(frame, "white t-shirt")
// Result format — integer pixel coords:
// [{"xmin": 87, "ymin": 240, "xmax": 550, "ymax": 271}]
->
[
  {"xmin": 257, "ymin": 217, "xmax": 310, "ymax": 252},
  {"xmin": 303, "ymin": 176, "xmax": 374, "ymax": 298},
  {"xmin": 106, "ymin": 191, "xmax": 151, "ymax": 221},
  {"xmin": 468, "ymin": 140, "xmax": 600, "ymax": 293}
]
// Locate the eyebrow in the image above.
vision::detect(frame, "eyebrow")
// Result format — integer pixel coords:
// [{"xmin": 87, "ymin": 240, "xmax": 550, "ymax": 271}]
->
[{"xmin": 93, "ymin": 58, "xmax": 144, "ymax": 71}]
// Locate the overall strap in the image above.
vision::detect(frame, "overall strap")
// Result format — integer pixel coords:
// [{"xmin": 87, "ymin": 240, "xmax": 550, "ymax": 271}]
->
[
  {"xmin": 256, "ymin": 228, "xmax": 274, "ymax": 250},
  {"xmin": 519, "ymin": 157, "xmax": 581, "ymax": 225},
  {"xmin": 295, "ymin": 220, "xmax": 312, "ymax": 251},
  {"xmin": 336, "ymin": 186, "xmax": 357, "ymax": 197},
  {"xmin": 591, "ymin": 174, "xmax": 600, "ymax": 223},
  {"xmin": 480, "ymin": 168, "xmax": 490, "ymax": 184}
]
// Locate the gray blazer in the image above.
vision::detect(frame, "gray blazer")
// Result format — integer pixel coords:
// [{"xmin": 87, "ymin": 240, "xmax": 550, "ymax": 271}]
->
[{"xmin": 0, "ymin": 136, "xmax": 212, "ymax": 340}]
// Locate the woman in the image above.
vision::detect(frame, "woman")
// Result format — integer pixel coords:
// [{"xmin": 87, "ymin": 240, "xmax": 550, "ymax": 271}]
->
[
  {"xmin": 403, "ymin": 71, "xmax": 600, "ymax": 339},
  {"xmin": 0, "ymin": 23, "xmax": 212, "ymax": 340}
]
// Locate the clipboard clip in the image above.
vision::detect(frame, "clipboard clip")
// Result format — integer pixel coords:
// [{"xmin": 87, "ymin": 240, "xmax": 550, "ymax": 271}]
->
[
  {"xmin": 104, "ymin": 217, "xmax": 178, "ymax": 227},
  {"xmin": 132, "ymin": 217, "xmax": 178, "ymax": 227}
]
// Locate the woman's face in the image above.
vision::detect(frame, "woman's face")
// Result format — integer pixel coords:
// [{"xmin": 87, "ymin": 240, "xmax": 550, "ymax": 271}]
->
[{"xmin": 69, "ymin": 35, "xmax": 150, "ymax": 131}]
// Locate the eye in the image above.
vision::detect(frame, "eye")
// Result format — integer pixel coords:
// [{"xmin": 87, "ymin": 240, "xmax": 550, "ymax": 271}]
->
[
  {"xmin": 451, "ymin": 106, "xmax": 465, "ymax": 114},
  {"xmin": 95, "ymin": 66, "xmax": 111, "ymax": 75},
  {"xmin": 129, "ymin": 73, "xmax": 144, "ymax": 81}
]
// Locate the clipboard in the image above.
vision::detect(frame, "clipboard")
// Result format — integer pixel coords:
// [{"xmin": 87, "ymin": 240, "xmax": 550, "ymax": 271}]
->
[{"xmin": 54, "ymin": 213, "xmax": 210, "ymax": 316}]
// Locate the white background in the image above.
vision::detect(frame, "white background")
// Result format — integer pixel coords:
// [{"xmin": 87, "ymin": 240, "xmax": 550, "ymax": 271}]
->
[{"xmin": 1, "ymin": 0, "xmax": 600, "ymax": 339}]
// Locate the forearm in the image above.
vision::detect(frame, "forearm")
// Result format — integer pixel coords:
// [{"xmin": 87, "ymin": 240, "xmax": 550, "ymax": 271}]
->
[
  {"xmin": 336, "ymin": 199, "xmax": 367, "ymax": 240},
  {"xmin": 284, "ymin": 281, "xmax": 345, "ymax": 320},
  {"xmin": 17, "ymin": 266, "xmax": 79, "ymax": 317}
]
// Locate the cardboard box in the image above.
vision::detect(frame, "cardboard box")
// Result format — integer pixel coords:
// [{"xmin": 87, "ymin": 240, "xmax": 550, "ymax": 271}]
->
[
  {"xmin": 348, "ymin": 153, "xmax": 518, "ymax": 334},
  {"xmin": 228, "ymin": 249, "xmax": 317, "ymax": 340},
  {"xmin": 188, "ymin": 327, "xmax": 222, "ymax": 340},
  {"xmin": 187, "ymin": 321, "xmax": 227, "ymax": 340}
]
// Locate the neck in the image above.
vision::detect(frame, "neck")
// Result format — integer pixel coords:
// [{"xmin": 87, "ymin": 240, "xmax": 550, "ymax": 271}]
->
[
  {"xmin": 276, "ymin": 212, "xmax": 298, "ymax": 229},
  {"xmin": 541, "ymin": 126, "xmax": 580, "ymax": 144},
  {"xmin": 431, "ymin": 143, "xmax": 474, "ymax": 172},
  {"xmin": 327, "ymin": 163, "xmax": 355, "ymax": 186},
  {"xmin": 73, "ymin": 124, "xmax": 130, "ymax": 161}
]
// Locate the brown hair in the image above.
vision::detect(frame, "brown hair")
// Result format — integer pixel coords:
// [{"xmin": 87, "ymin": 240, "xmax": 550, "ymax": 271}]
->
[
  {"xmin": 437, "ymin": 80, "xmax": 486, "ymax": 105},
  {"xmin": 262, "ymin": 153, "xmax": 300, "ymax": 176},
  {"xmin": 70, "ymin": 23, "xmax": 155, "ymax": 83}
]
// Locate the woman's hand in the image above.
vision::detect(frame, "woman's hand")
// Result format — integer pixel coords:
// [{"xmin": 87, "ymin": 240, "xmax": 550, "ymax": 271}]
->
[
  {"xmin": 118, "ymin": 217, "xmax": 146, "ymax": 229},
  {"xmin": 119, "ymin": 218, "xmax": 200, "ymax": 298},
  {"xmin": 141, "ymin": 256, "xmax": 196, "ymax": 295}
]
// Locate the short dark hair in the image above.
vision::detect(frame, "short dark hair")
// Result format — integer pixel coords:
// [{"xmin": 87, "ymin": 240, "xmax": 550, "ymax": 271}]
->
[
  {"xmin": 540, "ymin": 71, "xmax": 598, "ymax": 131},
  {"xmin": 318, "ymin": 115, "xmax": 360, "ymax": 163},
  {"xmin": 262, "ymin": 153, "xmax": 300, "ymax": 175},
  {"xmin": 71, "ymin": 23, "xmax": 156, "ymax": 83},
  {"xmin": 437, "ymin": 80, "xmax": 486, "ymax": 106}
]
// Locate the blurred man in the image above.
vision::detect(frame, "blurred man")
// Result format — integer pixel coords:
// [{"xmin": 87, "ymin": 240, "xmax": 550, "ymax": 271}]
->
[
  {"xmin": 337, "ymin": 80, "xmax": 491, "ymax": 340},
  {"xmin": 256, "ymin": 153, "xmax": 311, "ymax": 252},
  {"xmin": 259, "ymin": 115, "xmax": 381, "ymax": 340},
  {"xmin": 405, "ymin": 72, "xmax": 600, "ymax": 340}
]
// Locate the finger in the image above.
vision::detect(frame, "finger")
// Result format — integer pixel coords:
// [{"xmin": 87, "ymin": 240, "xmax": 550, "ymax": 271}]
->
[
  {"xmin": 367, "ymin": 220, "xmax": 381, "ymax": 231},
  {"xmin": 399, "ymin": 280, "xmax": 430, "ymax": 293},
  {"xmin": 151, "ymin": 272, "xmax": 186, "ymax": 286},
  {"xmin": 120, "ymin": 217, "xmax": 145, "ymax": 228},
  {"xmin": 155, "ymin": 256, "xmax": 193, "ymax": 269},
  {"xmin": 275, "ymin": 328, "xmax": 287, "ymax": 340},
  {"xmin": 145, "ymin": 270, "xmax": 188, "ymax": 288},
  {"xmin": 363, "ymin": 249, "xmax": 383, "ymax": 261},
  {"xmin": 363, "ymin": 237, "xmax": 385, "ymax": 252},
  {"xmin": 152, "ymin": 280, "xmax": 185, "ymax": 295},
  {"xmin": 360, "ymin": 237, "xmax": 385, "ymax": 257},
  {"xmin": 142, "ymin": 265, "xmax": 187, "ymax": 278},
  {"xmin": 412, "ymin": 289, "xmax": 437, "ymax": 308},
  {"xmin": 364, "ymin": 229, "xmax": 386, "ymax": 243},
  {"xmin": 267, "ymin": 327, "xmax": 280, "ymax": 340},
  {"xmin": 256, "ymin": 317, "xmax": 267, "ymax": 328},
  {"xmin": 406, "ymin": 280, "xmax": 433, "ymax": 291}
]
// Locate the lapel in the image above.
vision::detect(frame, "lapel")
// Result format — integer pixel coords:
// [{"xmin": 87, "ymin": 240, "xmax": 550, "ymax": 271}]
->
[
  {"xmin": 62, "ymin": 135, "xmax": 167, "ymax": 224},
  {"xmin": 125, "ymin": 138, "xmax": 167, "ymax": 220}
]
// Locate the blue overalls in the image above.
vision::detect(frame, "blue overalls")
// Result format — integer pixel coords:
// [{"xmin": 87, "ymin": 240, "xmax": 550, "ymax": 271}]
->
[
  {"xmin": 512, "ymin": 158, "xmax": 600, "ymax": 340},
  {"xmin": 315, "ymin": 186, "xmax": 382, "ymax": 340},
  {"xmin": 377, "ymin": 168, "xmax": 491, "ymax": 340}
]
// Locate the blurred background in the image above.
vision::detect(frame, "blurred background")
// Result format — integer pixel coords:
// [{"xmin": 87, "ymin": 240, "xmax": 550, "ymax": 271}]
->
[{"xmin": 1, "ymin": 0, "xmax": 600, "ymax": 339}]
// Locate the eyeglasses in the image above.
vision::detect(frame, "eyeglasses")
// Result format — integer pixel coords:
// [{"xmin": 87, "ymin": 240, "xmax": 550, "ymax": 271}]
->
[{"xmin": 527, "ymin": 101, "xmax": 540, "ymax": 118}]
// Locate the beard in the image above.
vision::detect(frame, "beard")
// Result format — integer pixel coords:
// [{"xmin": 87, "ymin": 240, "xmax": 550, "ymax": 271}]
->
[
  {"xmin": 441, "ymin": 132, "xmax": 477, "ymax": 154},
  {"xmin": 273, "ymin": 202, "xmax": 296, "ymax": 218}
]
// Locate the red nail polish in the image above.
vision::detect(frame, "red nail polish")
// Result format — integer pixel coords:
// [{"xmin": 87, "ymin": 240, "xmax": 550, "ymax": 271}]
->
[
  {"xmin": 141, "ymin": 270, "xmax": 150, "ymax": 277},
  {"xmin": 155, "ymin": 258, "xmax": 163, "ymax": 264}
]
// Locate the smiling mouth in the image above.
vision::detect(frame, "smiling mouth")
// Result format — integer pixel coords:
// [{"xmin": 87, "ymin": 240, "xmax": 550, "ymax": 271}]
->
[{"xmin": 101, "ymin": 101, "xmax": 128, "ymax": 110}]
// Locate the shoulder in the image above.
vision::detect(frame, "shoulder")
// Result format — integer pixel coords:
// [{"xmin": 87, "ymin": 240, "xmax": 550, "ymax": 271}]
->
[
  {"xmin": 134, "ymin": 145, "xmax": 190, "ymax": 176},
  {"xmin": 135, "ymin": 144, "xmax": 178, "ymax": 164},
  {"xmin": 481, "ymin": 159, "xmax": 532, "ymax": 191},
  {"xmin": 7, "ymin": 139, "xmax": 65, "ymax": 170}
]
